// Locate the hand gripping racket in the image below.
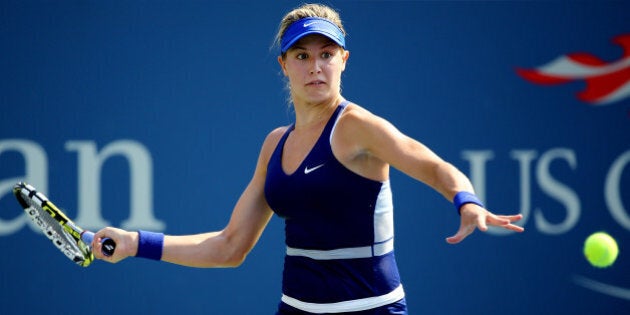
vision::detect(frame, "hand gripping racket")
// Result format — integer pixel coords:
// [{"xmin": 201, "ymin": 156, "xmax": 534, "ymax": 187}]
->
[{"xmin": 13, "ymin": 182, "xmax": 116, "ymax": 267}]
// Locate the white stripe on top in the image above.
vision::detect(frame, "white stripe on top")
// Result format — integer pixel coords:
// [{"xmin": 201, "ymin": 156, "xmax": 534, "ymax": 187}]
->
[
  {"xmin": 281, "ymin": 284, "xmax": 405, "ymax": 314},
  {"xmin": 286, "ymin": 237, "xmax": 394, "ymax": 260}
]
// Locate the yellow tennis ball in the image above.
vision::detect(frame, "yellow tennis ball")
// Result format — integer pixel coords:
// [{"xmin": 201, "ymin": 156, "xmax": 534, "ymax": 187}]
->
[{"xmin": 583, "ymin": 232, "xmax": 619, "ymax": 268}]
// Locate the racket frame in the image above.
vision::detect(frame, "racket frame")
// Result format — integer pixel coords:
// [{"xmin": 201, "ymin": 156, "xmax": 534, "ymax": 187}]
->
[{"xmin": 13, "ymin": 182, "xmax": 94, "ymax": 267}]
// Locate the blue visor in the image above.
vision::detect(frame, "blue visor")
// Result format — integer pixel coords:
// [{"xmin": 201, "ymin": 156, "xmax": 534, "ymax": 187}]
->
[{"xmin": 280, "ymin": 17, "xmax": 345, "ymax": 54}]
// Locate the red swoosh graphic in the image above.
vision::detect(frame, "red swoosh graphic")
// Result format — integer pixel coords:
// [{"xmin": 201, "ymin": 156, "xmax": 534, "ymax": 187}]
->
[{"xmin": 517, "ymin": 34, "xmax": 630, "ymax": 105}]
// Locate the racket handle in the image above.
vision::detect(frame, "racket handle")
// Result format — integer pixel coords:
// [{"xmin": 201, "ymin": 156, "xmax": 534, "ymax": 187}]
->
[{"xmin": 81, "ymin": 231, "xmax": 116, "ymax": 257}]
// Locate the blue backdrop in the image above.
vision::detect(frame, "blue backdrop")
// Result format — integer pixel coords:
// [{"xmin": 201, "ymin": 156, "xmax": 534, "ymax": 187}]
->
[{"xmin": 1, "ymin": 1, "xmax": 629, "ymax": 314}]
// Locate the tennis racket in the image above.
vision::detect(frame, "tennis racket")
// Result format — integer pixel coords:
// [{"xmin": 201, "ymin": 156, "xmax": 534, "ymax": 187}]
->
[{"xmin": 13, "ymin": 182, "xmax": 116, "ymax": 267}]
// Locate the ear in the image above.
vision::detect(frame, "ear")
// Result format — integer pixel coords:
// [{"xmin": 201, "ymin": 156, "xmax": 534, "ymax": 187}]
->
[
  {"xmin": 278, "ymin": 56, "xmax": 288, "ymax": 76},
  {"xmin": 341, "ymin": 50, "xmax": 350, "ymax": 72}
]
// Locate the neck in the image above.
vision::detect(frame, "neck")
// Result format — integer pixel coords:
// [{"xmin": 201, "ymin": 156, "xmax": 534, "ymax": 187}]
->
[{"xmin": 292, "ymin": 97, "xmax": 344, "ymax": 130}]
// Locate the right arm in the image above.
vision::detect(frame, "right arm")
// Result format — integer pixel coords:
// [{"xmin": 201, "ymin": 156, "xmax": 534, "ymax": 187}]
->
[{"xmin": 92, "ymin": 127, "xmax": 286, "ymax": 267}]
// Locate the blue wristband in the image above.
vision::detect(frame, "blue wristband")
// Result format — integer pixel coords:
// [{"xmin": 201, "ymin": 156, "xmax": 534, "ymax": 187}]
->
[
  {"xmin": 453, "ymin": 191, "xmax": 485, "ymax": 215},
  {"xmin": 136, "ymin": 230, "xmax": 164, "ymax": 261}
]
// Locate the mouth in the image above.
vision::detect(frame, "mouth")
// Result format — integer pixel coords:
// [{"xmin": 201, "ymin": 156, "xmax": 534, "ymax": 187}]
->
[{"xmin": 306, "ymin": 80, "xmax": 326, "ymax": 86}]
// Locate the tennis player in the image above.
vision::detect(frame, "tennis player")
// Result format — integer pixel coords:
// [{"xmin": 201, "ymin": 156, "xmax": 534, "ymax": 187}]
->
[{"xmin": 93, "ymin": 4, "xmax": 524, "ymax": 314}]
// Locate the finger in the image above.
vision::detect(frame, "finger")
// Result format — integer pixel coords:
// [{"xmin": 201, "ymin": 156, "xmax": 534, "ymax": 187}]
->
[
  {"xmin": 487, "ymin": 215, "xmax": 510, "ymax": 227},
  {"xmin": 445, "ymin": 237, "xmax": 458, "ymax": 244},
  {"xmin": 505, "ymin": 214, "xmax": 524, "ymax": 222},
  {"xmin": 494, "ymin": 214, "xmax": 523, "ymax": 223},
  {"xmin": 445, "ymin": 227, "xmax": 465, "ymax": 244},
  {"xmin": 92, "ymin": 239, "xmax": 105, "ymax": 259},
  {"xmin": 491, "ymin": 214, "xmax": 523, "ymax": 225},
  {"xmin": 503, "ymin": 223, "xmax": 525, "ymax": 233},
  {"xmin": 446, "ymin": 224, "xmax": 475, "ymax": 244},
  {"xmin": 446, "ymin": 234, "xmax": 463, "ymax": 244},
  {"xmin": 488, "ymin": 214, "xmax": 525, "ymax": 232},
  {"xmin": 92, "ymin": 228, "xmax": 116, "ymax": 260},
  {"xmin": 93, "ymin": 228, "xmax": 108, "ymax": 243},
  {"xmin": 477, "ymin": 214, "xmax": 488, "ymax": 232}
]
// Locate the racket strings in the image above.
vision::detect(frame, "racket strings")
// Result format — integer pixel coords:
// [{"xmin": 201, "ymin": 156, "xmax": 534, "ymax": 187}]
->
[{"xmin": 21, "ymin": 193, "xmax": 89, "ymax": 265}]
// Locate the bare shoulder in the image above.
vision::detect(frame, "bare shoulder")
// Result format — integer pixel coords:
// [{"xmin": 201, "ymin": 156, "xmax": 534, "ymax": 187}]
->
[
  {"xmin": 339, "ymin": 102, "xmax": 375, "ymax": 122},
  {"xmin": 332, "ymin": 103, "xmax": 388, "ymax": 158},
  {"xmin": 265, "ymin": 126, "xmax": 290, "ymax": 143},
  {"xmin": 336, "ymin": 103, "xmax": 395, "ymax": 138},
  {"xmin": 259, "ymin": 126, "xmax": 290, "ymax": 161}
]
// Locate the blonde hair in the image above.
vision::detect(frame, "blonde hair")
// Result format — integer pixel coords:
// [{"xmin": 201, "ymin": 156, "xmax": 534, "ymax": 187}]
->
[{"xmin": 274, "ymin": 3, "xmax": 346, "ymax": 56}]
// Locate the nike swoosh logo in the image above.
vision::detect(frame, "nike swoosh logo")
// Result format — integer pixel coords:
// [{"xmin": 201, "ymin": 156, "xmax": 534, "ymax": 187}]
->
[
  {"xmin": 304, "ymin": 163, "xmax": 325, "ymax": 174},
  {"xmin": 303, "ymin": 21, "xmax": 319, "ymax": 27},
  {"xmin": 573, "ymin": 274, "xmax": 630, "ymax": 300}
]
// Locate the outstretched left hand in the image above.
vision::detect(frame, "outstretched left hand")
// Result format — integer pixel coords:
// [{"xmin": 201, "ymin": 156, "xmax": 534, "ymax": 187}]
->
[{"xmin": 446, "ymin": 204, "xmax": 524, "ymax": 244}]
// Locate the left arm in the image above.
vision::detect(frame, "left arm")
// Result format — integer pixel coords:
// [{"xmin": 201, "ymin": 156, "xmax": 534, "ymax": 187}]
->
[{"xmin": 334, "ymin": 105, "xmax": 524, "ymax": 243}]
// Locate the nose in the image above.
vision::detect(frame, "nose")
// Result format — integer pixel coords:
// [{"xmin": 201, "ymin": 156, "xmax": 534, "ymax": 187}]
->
[{"xmin": 309, "ymin": 58, "xmax": 322, "ymax": 75}]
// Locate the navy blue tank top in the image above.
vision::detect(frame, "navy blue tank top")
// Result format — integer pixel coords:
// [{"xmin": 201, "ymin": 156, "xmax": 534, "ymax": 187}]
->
[{"xmin": 265, "ymin": 101, "xmax": 405, "ymax": 313}]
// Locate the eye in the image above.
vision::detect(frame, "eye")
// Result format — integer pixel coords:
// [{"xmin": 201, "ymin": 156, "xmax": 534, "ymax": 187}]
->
[
  {"xmin": 296, "ymin": 53, "xmax": 308, "ymax": 60},
  {"xmin": 321, "ymin": 52, "xmax": 332, "ymax": 59}
]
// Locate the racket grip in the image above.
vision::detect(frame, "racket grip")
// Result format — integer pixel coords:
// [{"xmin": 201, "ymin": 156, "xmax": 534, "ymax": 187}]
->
[{"xmin": 81, "ymin": 231, "xmax": 117, "ymax": 257}]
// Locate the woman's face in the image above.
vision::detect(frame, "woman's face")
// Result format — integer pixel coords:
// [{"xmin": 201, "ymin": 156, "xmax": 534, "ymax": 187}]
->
[{"xmin": 278, "ymin": 34, "xmax": 349, "ymax": 105}]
